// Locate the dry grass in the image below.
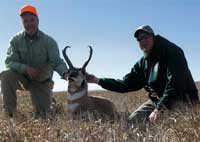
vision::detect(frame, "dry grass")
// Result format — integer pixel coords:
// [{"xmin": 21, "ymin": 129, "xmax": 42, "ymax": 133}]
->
[{"xmin": 0, "ymin": 82, "xmax": 199, "ymax": 142}]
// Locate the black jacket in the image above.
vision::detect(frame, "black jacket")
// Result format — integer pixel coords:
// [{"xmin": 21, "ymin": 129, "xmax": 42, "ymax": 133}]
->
[{"xmin": 99, "ymin": 35, "xmax": 199, "ymax": 110}]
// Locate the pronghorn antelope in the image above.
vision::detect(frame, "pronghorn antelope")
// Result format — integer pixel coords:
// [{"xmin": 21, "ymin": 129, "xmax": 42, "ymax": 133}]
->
[{"xmin": 63, "ymin": 46, "xmax": 117, "ymax": 121}]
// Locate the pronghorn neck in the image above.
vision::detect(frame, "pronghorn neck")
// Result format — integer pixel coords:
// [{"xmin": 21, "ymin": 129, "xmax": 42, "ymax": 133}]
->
[
  {"xmin": 67, "ymin": 84, "xmax": 88, "ymax": 113},
  {"xmin": 68, "ymin": 86, "xmax": 88, "ymax": 101}
]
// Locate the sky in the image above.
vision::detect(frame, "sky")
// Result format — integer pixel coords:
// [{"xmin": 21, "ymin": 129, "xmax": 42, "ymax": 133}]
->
[{"xmin": 0, "ymin": 0, "xmax": 200, "ymax": 92}]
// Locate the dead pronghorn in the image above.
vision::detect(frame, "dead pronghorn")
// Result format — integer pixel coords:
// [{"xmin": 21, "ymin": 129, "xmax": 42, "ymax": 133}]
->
[{"xmin": 63, "ymin": 46, "xmax": 117, "ymax": 121}]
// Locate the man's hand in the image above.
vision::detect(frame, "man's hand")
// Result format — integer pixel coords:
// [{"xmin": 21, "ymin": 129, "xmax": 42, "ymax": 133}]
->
[
  {"xmin": 26, "ymin": 67, "xmax": 40, "ymax": 80},
  {"xmin": 149, "ymin": 109, "xmax": 160, "ymax": 123},
  {"xmin": 86, "ymin": 73, "xmax": 99, "ymax": 84},
  {"xmin": 63, "ymin": 72, "xmax": 69, "ymax": 81}
]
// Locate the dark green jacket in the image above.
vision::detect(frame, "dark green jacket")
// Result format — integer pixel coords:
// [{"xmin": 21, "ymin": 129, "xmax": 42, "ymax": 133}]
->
[
  {"xmin": 99, "ymin": 35, "xmax": 199, "ymax": 110},
  {"xmin": 5, "ymin": 30, "xmax": 68, "ymax": 82}
]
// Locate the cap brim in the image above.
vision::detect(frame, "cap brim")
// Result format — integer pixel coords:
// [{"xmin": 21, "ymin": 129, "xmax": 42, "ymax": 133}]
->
[
  {"xmin": 134, "ymin": 29, "xmax": 154, "ymax": 38},
  {"xmin": 134, "ymin": 29, "xmax": 148, "ymax": 38},
  {"xmin": 20, "ymin": 11, "xmax": 37, "ymax": 17}
]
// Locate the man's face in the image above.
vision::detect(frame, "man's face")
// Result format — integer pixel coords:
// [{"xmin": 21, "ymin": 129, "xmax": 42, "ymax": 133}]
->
[
  {"xmin": 136, "ymin": 32, "xmax": 154, "ymax": 56},
  {"xmin": 21, "ymin": 13, "xmax": 39, "ymax": 36}
]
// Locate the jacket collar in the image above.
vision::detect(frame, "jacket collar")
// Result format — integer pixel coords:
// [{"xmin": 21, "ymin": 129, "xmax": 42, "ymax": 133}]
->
[
  {"xmin": 23, "ymin": 30, "xmax": 41, "ymax": 40},
  {"xmin": 145, "ymin": 35, "xmax": 162, "ymax": 60}
]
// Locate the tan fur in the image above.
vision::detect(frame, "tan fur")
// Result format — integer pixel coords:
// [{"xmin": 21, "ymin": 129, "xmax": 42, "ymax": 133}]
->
[{"xmin": 67, "ymin": 86, "xmax": 117, "ymax": 120}]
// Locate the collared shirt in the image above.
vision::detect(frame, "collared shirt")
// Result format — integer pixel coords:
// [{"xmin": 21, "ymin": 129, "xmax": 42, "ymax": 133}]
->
[{"xmin": 5, "ymin": 30, "xmax": 68, "ymax": 82}]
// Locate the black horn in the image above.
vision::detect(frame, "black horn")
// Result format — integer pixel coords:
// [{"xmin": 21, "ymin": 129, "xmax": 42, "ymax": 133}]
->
[
  {"xmin": 82, "ymin": 46, "xmax": 93, "ymax": 69},
  {"xmin": 62, "ymin": 46, "xmax": 74, "ymax": 69}
]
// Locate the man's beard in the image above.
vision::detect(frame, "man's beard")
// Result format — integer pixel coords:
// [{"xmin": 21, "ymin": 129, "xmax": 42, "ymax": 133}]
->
[
  {"xmin": 142, "ymin": 46, "xmax": 152, "ymax": 58},
  {"xmin": 143, "ymin": 51, "xmax": 150, "ymax": 58}
]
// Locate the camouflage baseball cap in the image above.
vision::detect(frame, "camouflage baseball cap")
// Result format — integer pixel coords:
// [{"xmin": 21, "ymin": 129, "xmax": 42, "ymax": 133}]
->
[{"xmin": 134, "ymin": 25, "xmax": 154, "ymax": 38}]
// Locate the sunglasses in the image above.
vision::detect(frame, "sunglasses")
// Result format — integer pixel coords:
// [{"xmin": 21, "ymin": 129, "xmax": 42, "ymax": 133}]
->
[{"xmin": 137, "ymin": 34, "xmax": 151, "ymax": 42}]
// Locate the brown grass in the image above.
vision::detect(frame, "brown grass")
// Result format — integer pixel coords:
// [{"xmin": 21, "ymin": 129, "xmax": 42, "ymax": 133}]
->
[{"xmin": 0, "ymin": 82, "xmax": 200, "ymax": 142}]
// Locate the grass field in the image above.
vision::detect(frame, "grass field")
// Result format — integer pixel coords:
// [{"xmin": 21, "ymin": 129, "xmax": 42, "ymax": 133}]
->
[{"xmin": 0, "ymin": 82, "xmax": 199, "ymax": 142}]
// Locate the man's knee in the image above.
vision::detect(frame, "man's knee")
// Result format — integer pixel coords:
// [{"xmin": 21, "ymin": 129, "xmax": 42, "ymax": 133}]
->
[
  {"xmin": 1, "ymin": 70, "xmax": 18, "ymax": 82},
  {"xmin": 2, "ymin": 69, "xmax": 28, "ymax": 87}
]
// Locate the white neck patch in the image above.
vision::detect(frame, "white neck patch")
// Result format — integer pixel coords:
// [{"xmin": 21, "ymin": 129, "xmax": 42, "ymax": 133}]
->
[{"xmin": 68, "ymin": 88, "xmax": 87, "ymax": 101}]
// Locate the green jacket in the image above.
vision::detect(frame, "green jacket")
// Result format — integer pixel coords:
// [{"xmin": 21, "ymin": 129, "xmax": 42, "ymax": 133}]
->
[
  {"xmin": 5, "ymin": 30, "xmax": 68, "ymax": 82},
  {"xmin": 99, "ymin": 35, "xmax": 199, "ymax": 110}
]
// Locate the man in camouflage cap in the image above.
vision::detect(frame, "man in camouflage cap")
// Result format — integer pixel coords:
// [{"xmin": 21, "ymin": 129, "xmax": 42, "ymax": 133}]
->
[{"xmin": 87, "ymin": 25, "xmax": 199, "ymax": 127}]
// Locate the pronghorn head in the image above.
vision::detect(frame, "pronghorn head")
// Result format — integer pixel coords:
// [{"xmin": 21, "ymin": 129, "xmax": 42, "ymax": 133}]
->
[{"xmin": 62, "ymin": 46, "xmax": 93, "ymax": 93}]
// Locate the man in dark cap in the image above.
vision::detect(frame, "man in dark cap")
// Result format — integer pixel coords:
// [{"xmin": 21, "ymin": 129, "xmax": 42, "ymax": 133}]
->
[
  {"xmin": 1, "ymin": 5, "xmax": 68, "ymax": 118},
  {"xmin": 87, "ymin": 25, "xmax": 199, "ymax": 126}
]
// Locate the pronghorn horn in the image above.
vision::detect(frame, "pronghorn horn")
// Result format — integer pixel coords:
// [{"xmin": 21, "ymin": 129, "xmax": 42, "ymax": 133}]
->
[
  {"xmin": 82, "ymin": 46, "xmax": 93, "ymax": 69},
  {"xmin": 62, "ymin": 46, "xmax": 74, "ymax": 69}
]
